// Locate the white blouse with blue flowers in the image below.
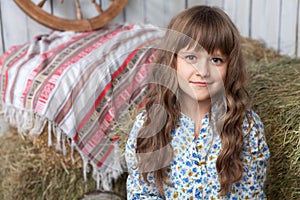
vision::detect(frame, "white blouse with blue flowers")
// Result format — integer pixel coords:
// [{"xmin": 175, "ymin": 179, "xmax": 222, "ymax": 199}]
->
[{"xmin": 125, "ymin": 110, "xmax": 270, "ymax": 199}]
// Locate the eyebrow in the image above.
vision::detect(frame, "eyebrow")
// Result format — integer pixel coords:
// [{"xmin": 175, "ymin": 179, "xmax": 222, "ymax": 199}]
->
[
  {"xmin": 211, "ymin": 52, "xmax": 226, "ymax": 58},
  {"xmin": 178, "ymin": 51, "xmax": 193, "ymax": 55},
  {"xmin": 179, "ymin": 49, "xmax": 225, "ymax": 57},
  {"xmin": 178, "ymin": 49, "xmax": 199, "ymax": 54}
]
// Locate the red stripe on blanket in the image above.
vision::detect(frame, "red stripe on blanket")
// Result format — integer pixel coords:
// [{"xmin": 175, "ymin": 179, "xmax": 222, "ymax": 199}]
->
[
  {"xmin": 20, "ymin": 31, "xmax": 96, "ymax": 109},
  {"xmin": 74, "ymin": 38, "xmax": 155, "ymax": 143},
  {"xmin": 111, "ymin": 44, "xmax": 140, "ymax": 80},
  {"xmin": 0, "ymin": 45, "xmax": 22, "ymax": 100},
  {"xmin": 34, "ymin": 26, "xmax": 127, "ymax": 112},
  {"xmin": 0, "ymin": 45, "xmax": 24, "ymax": 75},
  {"xmin": 79, "ymin": 69, "xmax": 146, "ymax": 161},
  {"xmin": 77, "ymin": 49, "xmax": 155, "ymax": 161},
  {"xmin": 97, "ymin": 143, "xmax": 115, "ymax": 168},
  {"xmin": 53, "ymin": 25, "xmax": 136, "ymax": 125},
  {"xmin": 111, "ymin": 38, "xmax": 157, "ymax": 80},
  {"xmin": 73, "ymin": 81, "xmax": 112, "ymax": 142},
  {"xmin": 46, "ymin": 31, "xmax": 93, "ymax": 56},
  {"xmin": 2, "ymin": 46, "xmax": 28, "ymax": 103}
]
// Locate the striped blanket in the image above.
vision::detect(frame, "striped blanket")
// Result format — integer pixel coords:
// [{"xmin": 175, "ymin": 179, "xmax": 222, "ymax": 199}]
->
[{"xmin": 0, "ymin": 24, "xmax": 163, "ymax": 190}]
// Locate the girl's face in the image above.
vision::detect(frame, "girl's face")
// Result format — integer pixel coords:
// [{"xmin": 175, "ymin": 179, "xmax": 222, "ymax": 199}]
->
[{"xmin": 176, "ymin": 46, "xmax": 227, "ymax": 104}]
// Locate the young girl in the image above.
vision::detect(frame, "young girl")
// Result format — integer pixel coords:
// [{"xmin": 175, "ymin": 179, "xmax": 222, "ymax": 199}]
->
[{"xmin": 125, "ymin": 5, "xmax": 270, "ymax": 199}]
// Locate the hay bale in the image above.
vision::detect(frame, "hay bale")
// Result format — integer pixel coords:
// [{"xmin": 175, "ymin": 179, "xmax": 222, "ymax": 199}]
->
[
  {"xmin": 0, "ymin": 128, "xmax": 93, "ymax": 200},
  {"xmin": 0, "ymin": 127, "xmax": 127, "ymax": 200},
  {"xmin": 244, "ymin": 39, "xmax": 300, "ymax": 200}
]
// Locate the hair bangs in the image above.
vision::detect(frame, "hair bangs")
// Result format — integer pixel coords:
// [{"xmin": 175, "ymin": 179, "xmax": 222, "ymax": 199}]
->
[{"xmin": 171, "ymin": 6, "xmax": 237, "ymax": 57}]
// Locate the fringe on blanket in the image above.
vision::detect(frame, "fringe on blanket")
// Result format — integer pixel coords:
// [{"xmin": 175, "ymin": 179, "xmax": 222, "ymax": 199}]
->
[
  {"xmin": 79, "ymin": 142, "xmax": 123, "ymax": 191},
  {"xmin": 0, "ymin": 104, "xmax": 123, "ymax": 191},
  {"xmin": 0, "ymin": 105, "xmax": 46, "ymax": 136}
]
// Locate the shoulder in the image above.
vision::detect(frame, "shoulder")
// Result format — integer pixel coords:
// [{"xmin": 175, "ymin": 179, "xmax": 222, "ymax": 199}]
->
[
  {"xmin": 135, "ymin": 111, "xmax": 147, "ymax": 125},
  {"xmin": 131, "ymin": 111, "xmax": 147, "ymax": 136},
  {"xmin": 126, "ymin": 111, "xmax": 146, "ymax": 148},
  {"xmin": 243, "ymin": 110, "xmax": 264, "ymax": 134},
  {"xmin": 243, "ymin": 110, "xmax": 269, "ymax": 156}
]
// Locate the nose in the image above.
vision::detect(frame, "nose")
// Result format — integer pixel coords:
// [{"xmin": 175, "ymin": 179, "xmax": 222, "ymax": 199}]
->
[{"xmin": 194, "ymin": 59, "xmax": 209, "ymax": 77}]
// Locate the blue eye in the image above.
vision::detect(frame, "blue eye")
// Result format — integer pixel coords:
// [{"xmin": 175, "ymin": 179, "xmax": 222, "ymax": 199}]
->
[{"xmin": 185, "ymin": 55, "xmax": 197, "ymax": 62}]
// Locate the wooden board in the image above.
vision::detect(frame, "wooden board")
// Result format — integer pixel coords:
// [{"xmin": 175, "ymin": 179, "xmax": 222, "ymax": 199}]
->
[
  {"xmin": 124, "ymin": 0, "xmax": 145, "ymax": 24},
  {"xmin": 0, "ymin": 3, "xmax": 4, "ymax": 54},
  {"xmin": 187, "ymin": 0, "xmax": 226, "ymax": 8},
  {"xmin": 280, "ymin": 0, "xmax": 298, "ymax": 57},
  {"xmin": 145, "ymin": 0, "xmax": 165, "ymax": 26},
  {"xmin": 235, "ymin": 0, "xmax": 251, "ymax": 37},
  {"xmin": 298, "ymin": 2, "xmax": 300, "ymax": 57},
  {"xmin": 79, "ymin": 0, "xmax": 100, "ymax": 19},
  {"xmin": 27, "ymin": 0, "xmax": 52, "ymax": 42},
  {"xmin": 164, "ymin": 0, "xmax": 186, "ymax": 26},
  {"xmin": 251, "ymin": 0, "xmax": 281, "ymax": 52},
  {"xmin": 223, "ymin": 0, "xmax": 238, "ymax": 28},
  {"xmin": 101, "ymin": 0, "xmax": 126, "ymax": 24},
  {"xmin": 52, "ymin": 0, "xmax": 76, "ymax": 20},
  {"xmin": 110, "ymin": 11, "xmax": 125, "ymax": 24},
  {"xmin": 187, "ymin": 0, "xmax": 207, "ymax": 7},
  {"xmin": 205, "ymin": 0, "xmax": 223, "ymax": 7},
  {"xmin": 1, "ymin": 1, "xmax": 28, "ymax": 50}
]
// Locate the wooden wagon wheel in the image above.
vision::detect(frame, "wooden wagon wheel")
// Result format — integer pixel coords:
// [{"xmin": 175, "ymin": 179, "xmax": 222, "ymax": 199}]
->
[{"xmin": 14, "ymin": 0, "xmax": 128, "ymax": 32}]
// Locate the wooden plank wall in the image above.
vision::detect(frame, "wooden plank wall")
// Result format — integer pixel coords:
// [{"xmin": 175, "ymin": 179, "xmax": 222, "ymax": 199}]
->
[
  {"xmin": 0, "ymin": 0, "xmax": 299, "ymax": 57},
  {"xmin": 0, "ymin": 2, "xmax": 3, "ymax": 53}
]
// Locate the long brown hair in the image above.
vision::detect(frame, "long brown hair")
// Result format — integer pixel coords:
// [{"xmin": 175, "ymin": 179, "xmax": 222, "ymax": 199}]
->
[{"xmin": 136, "ymin": 5, "xmax": 250, "ymax": 196}]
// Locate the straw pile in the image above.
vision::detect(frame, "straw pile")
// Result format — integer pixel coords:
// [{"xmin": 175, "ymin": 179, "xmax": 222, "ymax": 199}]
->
[
  {"xmin": 243, "ymin": 38, "xmax": 300, "ymax": 200},
  {"xmin": 0, "ymin": 126, "xmax": 127, "ymax": 200},
  {"xmin": 0, "ymin": 38, "xmax": 299, "ymax": 199}
]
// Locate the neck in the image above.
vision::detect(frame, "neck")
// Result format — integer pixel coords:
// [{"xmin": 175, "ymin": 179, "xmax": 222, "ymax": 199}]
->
[{"xmin": 180, "ymin": 97, "xmax": 211, "ymax": 123}]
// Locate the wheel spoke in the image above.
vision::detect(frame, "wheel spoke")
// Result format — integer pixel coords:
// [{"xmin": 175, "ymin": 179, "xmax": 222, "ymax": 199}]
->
[
  {"xmin": 37, "ymin": 0, "xmax": 47, "ymax": 8},
  {"xmin": 92, "ymin": 0, "xmax": 104, "ymax": 14},
  {"xmin": 75, "ymin": 0, "xmax": 83, "ymax": 20}
]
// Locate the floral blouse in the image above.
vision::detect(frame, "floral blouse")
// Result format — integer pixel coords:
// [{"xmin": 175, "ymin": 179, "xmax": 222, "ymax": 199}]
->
[{"xmin": 125, "ymin": 110, "xmax": 270, "ymax": 199}]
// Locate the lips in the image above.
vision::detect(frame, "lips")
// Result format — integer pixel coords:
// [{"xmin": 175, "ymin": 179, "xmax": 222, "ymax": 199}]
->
[{"xmin": 190, "ymin": 81, "xmax": 211, "ymax": 86}]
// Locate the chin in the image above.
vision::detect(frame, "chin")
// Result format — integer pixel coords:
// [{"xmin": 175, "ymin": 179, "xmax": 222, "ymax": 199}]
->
[{"xmin": 191, "ymin": 94, "xmax": 211, "ymax": 102}]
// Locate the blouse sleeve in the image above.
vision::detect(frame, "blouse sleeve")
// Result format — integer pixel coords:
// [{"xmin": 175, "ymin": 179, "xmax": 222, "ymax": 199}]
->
[
  {"xmin": 125, "ymin": 112, "xmax": 164, "ymax": 200},
  {"xmin": 244, "ymin": 111, "xmax": 270, "ymax": 199}
]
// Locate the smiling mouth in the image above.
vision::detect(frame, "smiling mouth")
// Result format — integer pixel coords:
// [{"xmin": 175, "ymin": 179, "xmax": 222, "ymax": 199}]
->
[{"xmin": 190, "ymin": 81, "xmax": 211, "ymax": 86}]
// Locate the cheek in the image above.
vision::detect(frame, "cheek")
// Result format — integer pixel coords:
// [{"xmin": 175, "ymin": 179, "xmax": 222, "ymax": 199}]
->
[
  {"xmin": 220, "ymin": 68, "xmax": 227, "ymax": 82},
  {"xmin": 176, "ymin": 70, "xmax": 188, "ymax": 88},
  {"xmin": 176, "ymin": 61, "xmax": 189, "ymax": 80},
  {"xmin": 176, "ymin": 67, "xmax": 193, "ymax": 92},
  {"xmin": 211, "ymin": 65, "xmax": 227, "ymax": 82}
]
